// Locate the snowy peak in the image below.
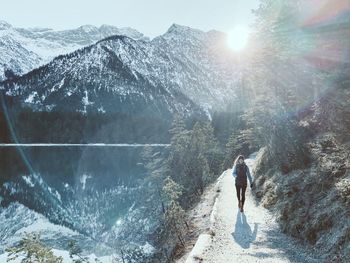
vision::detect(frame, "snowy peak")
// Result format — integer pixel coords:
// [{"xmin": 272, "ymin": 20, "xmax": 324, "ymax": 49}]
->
[
  {"xmin": 0, "ymin": 20, "xmax": 149, "ymax": 80},
  {"xmin": 0, "ymin": 20, "xmax": 12, "ymax": 30},
  {"xmin": 99, "ymin": 24, "xmax": 149, "ymax": 41},
  {"xmin": 165, "ymin": 23, "xmax": 206, "ymax": 39},
  {"xmin": 1, "ymin": 34, "xmax": 205, "ymax": 116},
  {"xmin": 1, "ymin": 20, "xmax": 239, "ymax": 113},
  {"xmin": 166, "ymin": 23, "xmax": 200, "ymax": 34},
  {"xmin": 71, "ymin": 24, "xmax": 148, "ymax": 41},
  {"xmin": 166, "ymin": 23, "xmax": 189, "ymax": 34},
  {"xmin": 163, "ymin": 24, "xmax": 227, "ymax": 45},
  {"xmin": 98, "ymin": 24, "xmax": 121, "ymax": 36},
  {"xmin": 78, "ymin": 24, "xmax": 99, "ymax": 33},
  {"xmin": 26, "ymin": 27, "xmax": 53, "ymax": 33}
]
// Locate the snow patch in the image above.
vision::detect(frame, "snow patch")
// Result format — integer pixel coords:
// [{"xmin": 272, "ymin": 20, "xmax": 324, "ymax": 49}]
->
[
  {"xmin": 22, "ymin": 175, "xmax": 35, "ymax": 187},
  {"xmin": 97, "ymin": 106, "xmax": 106, "ymax": 113},
  {"xmin": 79, "ymin": 25, "xmax": 98, "ymax": 33},
  {"xmin": 140, "ymin": 242, "xmax": 155, "ymax": 255},
  {"xmin": 24, "ymin": 91, "xmax": 38, "ymax": 103},
  {"xmin": 210, "ymin": 196, "xmax": 219, "ymax": 226},
  {"xmin": 3, "ymin": 182, "xmax": 17, "ymax": 195},
  {"xmin": 14, "ymin": 217, "xmax": 76, "ymax": 237},
  {"xmin": 52, "ymin": 78, "xmax": 65, "ymax": 92},
  {"xmin": 115, "ymin": 218, "xmax": 123, "ymax": 226},
  {"xmin": 80, "ymin": 174, "xmax": 92, "ymax": 190},
  {"xmin": 185, "ymin": 234, "xmax": 212, "ymax": 263},
  {"xmin": 81, "ymin": 90, "xmax": 94, "ymax": 114}
]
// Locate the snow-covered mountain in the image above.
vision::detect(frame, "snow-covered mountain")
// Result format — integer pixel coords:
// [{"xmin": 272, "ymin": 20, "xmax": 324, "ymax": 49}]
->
[
  {"xmin": 1, "ymin": 23, "xmax": 239, "ymax": 114},
  {"xmin": 0, "ymin": 20, "xmax": 149, "ymax": 80},
  {"xmin": 1, "ymin": 35, "xmax": 204, "ymax": 117},
  {"xmin": 152, "ymin": 24, "xmax": 240, "ymax": 111}
]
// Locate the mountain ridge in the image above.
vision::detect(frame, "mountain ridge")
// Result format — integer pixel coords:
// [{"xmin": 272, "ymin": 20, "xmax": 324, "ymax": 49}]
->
[{"xmin": 0, "ymin": 20, "xmax": 149, "ymax": 80}]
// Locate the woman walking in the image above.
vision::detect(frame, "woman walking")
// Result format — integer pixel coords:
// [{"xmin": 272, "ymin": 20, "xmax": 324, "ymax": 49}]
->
[{"xmin": 232, "ymin": 155, "xmax": 253, "ymax": 212}]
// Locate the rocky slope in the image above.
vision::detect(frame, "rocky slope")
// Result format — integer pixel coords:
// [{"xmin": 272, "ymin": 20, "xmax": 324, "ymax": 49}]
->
[{"xmin": 252, "ymin": 85, "xmax": 350, "ymax": 262}]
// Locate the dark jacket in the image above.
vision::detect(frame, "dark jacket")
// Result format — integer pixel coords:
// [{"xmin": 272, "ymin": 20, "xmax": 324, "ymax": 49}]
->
[{"xmin": 232, "ymin": 163, "xmax": 253, "ymax": 186}]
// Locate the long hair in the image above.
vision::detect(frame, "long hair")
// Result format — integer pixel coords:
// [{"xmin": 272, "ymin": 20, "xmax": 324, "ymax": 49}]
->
[{"xmin": 234, "ymin": 154, "xmax": 245, "ymax": 166}]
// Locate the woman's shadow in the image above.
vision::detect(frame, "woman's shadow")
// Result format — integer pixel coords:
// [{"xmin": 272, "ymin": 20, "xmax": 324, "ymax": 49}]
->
[{"xmin": 231, "ymin": 211, "xmax": 258, "ymax": 249}]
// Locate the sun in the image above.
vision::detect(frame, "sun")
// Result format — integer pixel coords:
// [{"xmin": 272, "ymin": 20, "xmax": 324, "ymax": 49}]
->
[{"xmin": 227, "ymin": 25, "xmax": 250, "ymax": 52}]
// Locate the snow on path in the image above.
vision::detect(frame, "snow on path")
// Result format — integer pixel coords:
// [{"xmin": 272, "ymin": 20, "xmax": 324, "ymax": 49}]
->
[{"xmin": 187, "ymin": 153, "xmax": 319, "ymax": 263}]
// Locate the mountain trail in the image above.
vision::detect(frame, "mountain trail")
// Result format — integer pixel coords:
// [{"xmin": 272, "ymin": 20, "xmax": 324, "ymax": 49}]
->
[{"xmin": 184, "ymin": 153, "xmax": 320, "ymax": 263}]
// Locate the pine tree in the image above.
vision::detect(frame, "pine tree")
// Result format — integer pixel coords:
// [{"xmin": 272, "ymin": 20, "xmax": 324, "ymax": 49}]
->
[
  {"xmin": 162, "ymin": 176, "xmax": 186, "ymax": 246},
  {"xmin": 167, "ymin": 118, "xmax": 223, "ymax": 203},
  {"xmin": 189, "ymin": 122, "xmax": 221, "ymax": 192},
  {"xmin": 167, "ymin": 114, "xmax": 191, "ymax": 187},
  {"xmin": 6, "ymin": 232, "xmax": 63, "ymax": 263},
  {"xmin": 224, "ymin": 129, "xmax": 248, "ymax": 169},
  {"xmin": 68, "ymin": 240, "xmax": 91, "ymax": 263}
]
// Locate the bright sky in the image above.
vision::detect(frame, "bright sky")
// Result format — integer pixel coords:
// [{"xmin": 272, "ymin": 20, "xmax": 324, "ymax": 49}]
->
[{"xmin": 0, "ymin": 0, "xmax": 260, "ymax": 38}]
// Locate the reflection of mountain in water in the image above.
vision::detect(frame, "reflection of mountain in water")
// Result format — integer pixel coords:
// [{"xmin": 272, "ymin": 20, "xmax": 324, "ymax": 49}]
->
[
  {"xmin": 0, "ymin": 145, "xmax": 169, "ymax": 256},
  {"xmin": 0, "ymin": 83, "xmax": 189, "ymax": 258}
]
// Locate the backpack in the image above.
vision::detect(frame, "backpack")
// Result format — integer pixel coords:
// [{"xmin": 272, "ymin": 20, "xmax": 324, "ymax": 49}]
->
[{"xmin": 236, "ymin": 163, "xmax": 247, "ymax": 185}]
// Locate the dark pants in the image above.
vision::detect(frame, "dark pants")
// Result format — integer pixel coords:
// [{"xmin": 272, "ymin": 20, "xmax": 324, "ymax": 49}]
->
[{"xmin": 235, "ymin": 184, "xmax": 247, "ymax": 206}]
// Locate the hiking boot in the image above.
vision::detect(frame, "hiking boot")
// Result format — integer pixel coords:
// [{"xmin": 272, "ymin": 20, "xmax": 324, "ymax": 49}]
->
[
  {"xmin": 240, "ymin": 203, "xmax": 244, "ymax": 213},
  {"xmin": 238, "ymin": 201, "xmax": 242, "ymax": 210}
]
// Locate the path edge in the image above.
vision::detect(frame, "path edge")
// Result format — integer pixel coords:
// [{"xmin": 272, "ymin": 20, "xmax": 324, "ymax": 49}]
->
[{"xmin": 184, "ymin": 170, "xmax": 228, "ymax": 263}]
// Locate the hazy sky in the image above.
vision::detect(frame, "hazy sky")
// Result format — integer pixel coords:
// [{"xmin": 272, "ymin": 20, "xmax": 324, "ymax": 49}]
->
[{"xmin": 0, "ymin": 0, "xmax": 260, "ymax": 38}]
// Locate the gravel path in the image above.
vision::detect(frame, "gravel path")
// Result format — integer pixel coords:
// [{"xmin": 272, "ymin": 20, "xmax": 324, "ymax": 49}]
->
[{"xmin": 197, "ymin": 155, "xmax": 319, "ymax": 263}]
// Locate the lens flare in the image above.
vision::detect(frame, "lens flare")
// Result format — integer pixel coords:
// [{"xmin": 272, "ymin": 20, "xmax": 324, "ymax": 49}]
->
[{"xmin": 227, "ymin": 25, "xmax": 250, "ymax": 51}]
